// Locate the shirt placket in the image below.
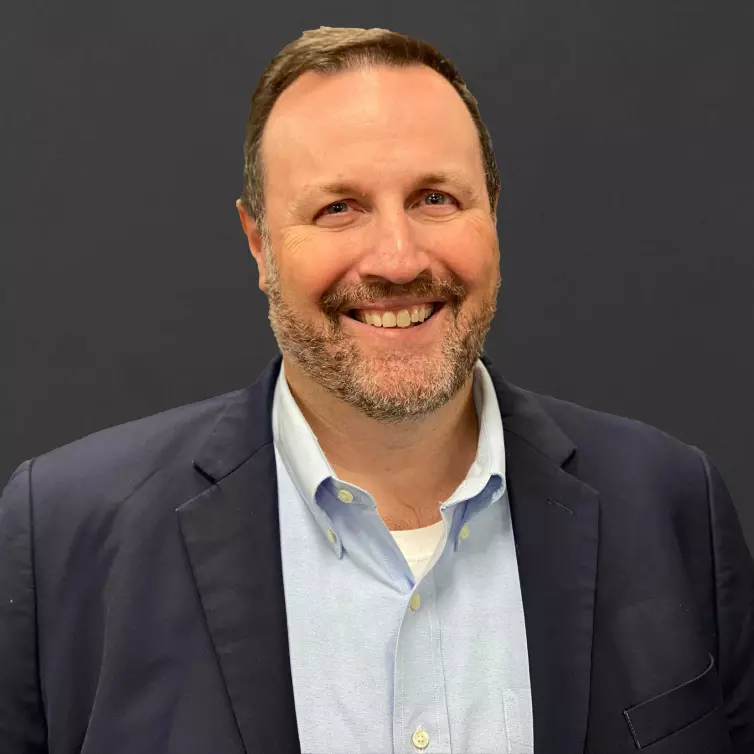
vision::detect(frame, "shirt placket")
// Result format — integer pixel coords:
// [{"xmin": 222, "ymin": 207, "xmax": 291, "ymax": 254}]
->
[{"xmin": 393, "ymin": 567, "xmax": 451, "ymax": 753}]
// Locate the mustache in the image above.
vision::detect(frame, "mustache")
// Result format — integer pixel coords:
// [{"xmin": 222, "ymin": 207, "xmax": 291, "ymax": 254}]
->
[{"xmin": 319, "ymin": 272, "xmax": 467, "ymax": 314}]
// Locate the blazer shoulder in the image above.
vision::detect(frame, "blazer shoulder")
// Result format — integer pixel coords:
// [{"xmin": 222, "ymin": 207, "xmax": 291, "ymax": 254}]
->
[
  {"xmin": 528, "ymin": 388, "xmax": 701, "ymax": 461},
  {"xmin": 18, "ymin": 386, "xmax": 246, "ymax": 525},
  {"xmin": 520, "ymin": 388, "xmax": 712, "ymax": 511}
]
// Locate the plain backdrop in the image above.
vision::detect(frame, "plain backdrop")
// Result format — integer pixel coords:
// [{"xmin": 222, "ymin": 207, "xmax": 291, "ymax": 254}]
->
[{"xmin": 2, "ymin": 0, "xmax": 753, "ymax": 550}]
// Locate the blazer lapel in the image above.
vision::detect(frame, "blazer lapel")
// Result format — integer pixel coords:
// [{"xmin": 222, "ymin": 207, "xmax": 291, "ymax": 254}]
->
[
  {"xmin": 483, "ymin": 354, "xmax": 600, "ymax": 754},
  {"xmin": 178, "ymin": 352, "xmax": 599, "ymax": 754},
  {"xmin": 177, "ymin": 356, "xmax": 300, "ymax": 754}
]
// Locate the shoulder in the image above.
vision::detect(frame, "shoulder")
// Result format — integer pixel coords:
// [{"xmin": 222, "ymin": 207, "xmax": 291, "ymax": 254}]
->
[
  {"xmin": 529, "ymin": 387, "xmax": 695, "ymax": 453},
  {"xmin": 17, "ymin": 387, "xmax": 246, "ymax": 529},
  {"xmin": 520, "ymin": 387, "xmax": 709, "ymax": 505}
]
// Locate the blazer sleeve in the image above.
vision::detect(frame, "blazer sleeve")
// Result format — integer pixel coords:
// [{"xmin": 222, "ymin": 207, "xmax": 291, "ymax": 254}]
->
[
  {"xmin": 701, "ymin": 450, "xmax": 754, "ymax": 752},
  {"xmin": 0, "ymin": 460, "xmax": 48, "ymax": 753}
]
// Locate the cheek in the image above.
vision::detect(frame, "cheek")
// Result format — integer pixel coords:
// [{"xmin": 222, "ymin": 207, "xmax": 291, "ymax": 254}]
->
[
  {"xmin": 277, "ymin": 231, "xmax": 357, "ymax": 307},
  {"xmin": 429, "ymin": 219, "xmax": 499, "ymax": 286}
]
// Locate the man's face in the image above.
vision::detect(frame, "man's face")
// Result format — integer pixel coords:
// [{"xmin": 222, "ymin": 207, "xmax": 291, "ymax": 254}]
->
[{"xmin": 246, "ymin": 64, "xmax": 500, "ymax": 422}]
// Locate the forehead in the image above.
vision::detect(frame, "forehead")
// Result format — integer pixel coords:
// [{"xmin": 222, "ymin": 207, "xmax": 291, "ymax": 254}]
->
[{"xmin": 261, "ymin": 64, "xmax": 485, "ymax": 199}]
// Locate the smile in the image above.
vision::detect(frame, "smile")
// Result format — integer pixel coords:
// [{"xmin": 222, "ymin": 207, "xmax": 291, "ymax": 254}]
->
[{"xmin": 347, "ymin": 302, "xmax": 444, "ymax": 329}]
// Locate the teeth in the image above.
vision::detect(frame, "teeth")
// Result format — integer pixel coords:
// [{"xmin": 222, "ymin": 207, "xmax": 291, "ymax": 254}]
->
[
  {"xmin": 396, "ymin": 310, "xmax": 411, "ymax": 328},
  {"xmin": 354, "ymin": 304, "xmax": 436, "ymax": 328}
]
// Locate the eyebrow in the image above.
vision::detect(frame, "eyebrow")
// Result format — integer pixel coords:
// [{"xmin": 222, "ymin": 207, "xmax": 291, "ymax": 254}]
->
[{"xmin": 294, "ymin": 170, "xmax": 482, "ymax": 212}]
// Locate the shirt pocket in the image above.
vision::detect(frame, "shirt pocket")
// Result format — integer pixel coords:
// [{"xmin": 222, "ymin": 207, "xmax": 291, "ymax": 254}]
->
[{"xmin": 622, "ymin": 653, "xmax": 731, "ymax": 751}]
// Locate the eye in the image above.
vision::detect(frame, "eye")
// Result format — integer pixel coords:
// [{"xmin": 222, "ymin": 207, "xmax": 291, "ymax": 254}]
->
[
  {"xmin": 324, "ymin": 200, "xmax": 351, "ymax": 215},
  {"xmin": 317, "ymin": 191, "xmax": 458, "ymax": 223},
  {"xmin": 420, "ymin": 190, "xmax": 458, "ymax": 209}
]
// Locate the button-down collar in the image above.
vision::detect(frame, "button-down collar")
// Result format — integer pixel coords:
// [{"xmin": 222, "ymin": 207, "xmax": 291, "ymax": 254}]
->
[{"xmin": 271, "ymin": 358, "xmax": 506, "ymax": 556}]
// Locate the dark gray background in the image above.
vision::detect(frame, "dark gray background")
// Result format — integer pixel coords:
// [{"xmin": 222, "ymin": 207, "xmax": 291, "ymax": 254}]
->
[{"xmin": 2, "ymin": 1, "xmax": 752, "ymax": 549}]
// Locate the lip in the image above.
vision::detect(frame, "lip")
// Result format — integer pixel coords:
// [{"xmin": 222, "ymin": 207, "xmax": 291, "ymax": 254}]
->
[{"xmin": 339, "ymin": 302, "xmax": 446, "ymax": 343}]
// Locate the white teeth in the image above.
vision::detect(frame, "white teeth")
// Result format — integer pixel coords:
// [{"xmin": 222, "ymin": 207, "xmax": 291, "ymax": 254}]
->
[{"xmin": 354, "ymin": 303, "xmax": 436, "ymax": 328}]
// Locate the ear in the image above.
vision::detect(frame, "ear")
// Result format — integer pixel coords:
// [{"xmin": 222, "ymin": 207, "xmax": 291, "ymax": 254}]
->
[{"xmin": 236, "ymin": 199, "xmax": 269, "ymax": 293}]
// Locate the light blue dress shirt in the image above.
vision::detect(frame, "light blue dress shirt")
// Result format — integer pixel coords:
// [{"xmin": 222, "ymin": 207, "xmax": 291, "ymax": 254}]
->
[{"xmin": 272, "ymin": 359, "xmax": 534, "ymax": 754}]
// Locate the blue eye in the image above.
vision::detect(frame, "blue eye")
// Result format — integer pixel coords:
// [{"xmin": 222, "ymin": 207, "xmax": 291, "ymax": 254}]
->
[
  {"xmin": 325, "ymin": 201, "xmax": 350, "ymax": 214},
  {"xmin": 424, "ymin": 192, "xmax": 447, "ymax": 204}
]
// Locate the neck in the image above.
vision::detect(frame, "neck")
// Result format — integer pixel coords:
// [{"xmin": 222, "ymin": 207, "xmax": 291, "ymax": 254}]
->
[{"xmin": 282, "ymin": 357, "xmax": 480, "ymax": 530}]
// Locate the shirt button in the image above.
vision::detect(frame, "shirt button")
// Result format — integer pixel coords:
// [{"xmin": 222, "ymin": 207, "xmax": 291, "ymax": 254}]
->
[
  {"xmin": 337, "ymin": 488, "xmax": 354, "ymax": 503},
  {"xmin": 409, "ymin": 593, "xmax": 421, "ymax": 611},
  {"xmin": 459, "ymin": 523, "xmax": 471, "ymax": 540},
  {"xmin": 412, "ymin": 726, "xmax": 430, "ymax": 750},
  {"xmin": 326, "ymin": 528, "xmax": 337, "ymax": 545}
]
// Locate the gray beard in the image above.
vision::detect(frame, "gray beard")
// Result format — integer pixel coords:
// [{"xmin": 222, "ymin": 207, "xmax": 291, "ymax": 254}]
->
[{"xmin": 263, "ymin": 252, "xmax": 499, "ymax": 423}]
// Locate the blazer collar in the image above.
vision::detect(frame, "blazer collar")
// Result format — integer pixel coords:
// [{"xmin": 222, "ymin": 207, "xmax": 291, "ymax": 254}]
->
[{"xmin": 185, "ymin": 352, "xmax": 598, "ymax": 754}]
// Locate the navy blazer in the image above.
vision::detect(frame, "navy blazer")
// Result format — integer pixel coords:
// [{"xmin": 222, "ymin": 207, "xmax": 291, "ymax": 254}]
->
[{"xmin": 1, "ymin": 354, "xmax": 753, "ymax": 753}]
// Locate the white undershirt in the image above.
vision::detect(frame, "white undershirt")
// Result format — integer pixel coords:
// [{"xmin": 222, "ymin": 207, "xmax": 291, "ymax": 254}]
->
[{"xmin": 388, "ymin": 519, "xmax": 446, "ymax": 581}]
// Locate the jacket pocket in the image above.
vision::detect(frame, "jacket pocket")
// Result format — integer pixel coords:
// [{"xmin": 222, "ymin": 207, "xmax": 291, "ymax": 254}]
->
[{"xmin": 623, "ymin": 653, "xmax": 726, "ymax": 749}]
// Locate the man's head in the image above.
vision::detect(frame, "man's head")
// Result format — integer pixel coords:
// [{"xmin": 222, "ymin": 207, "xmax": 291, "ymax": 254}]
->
[{"xmin": 236, "ymin": 26, "xmax": 502, "ymax": 422}]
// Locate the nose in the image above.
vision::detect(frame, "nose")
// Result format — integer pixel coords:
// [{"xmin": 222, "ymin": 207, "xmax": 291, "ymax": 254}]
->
[{"xmin": 355, "ymin": 208, "xmax": 432, "ymax": 285}]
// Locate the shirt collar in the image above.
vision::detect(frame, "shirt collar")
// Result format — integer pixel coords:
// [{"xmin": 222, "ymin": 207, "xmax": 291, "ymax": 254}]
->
[{"xmin": 272, "ymin": 359, "xmax": 506, "ymax": 544}]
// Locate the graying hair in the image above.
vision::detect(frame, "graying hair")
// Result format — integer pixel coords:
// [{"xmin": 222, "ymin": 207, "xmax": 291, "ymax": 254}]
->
[{"xmin": 239, "ymin": 26, "xmax": 500, "ymax": 231}]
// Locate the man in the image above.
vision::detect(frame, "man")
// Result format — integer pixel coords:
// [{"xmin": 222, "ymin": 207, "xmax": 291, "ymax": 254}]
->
[{"xmin": 1, "ymin": 25, "xmax": 752, "ymax": 754}]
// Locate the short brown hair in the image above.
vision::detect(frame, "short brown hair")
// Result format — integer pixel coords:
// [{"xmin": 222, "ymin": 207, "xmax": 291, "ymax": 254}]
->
[{"xmin": 239, "ymin": 26, "xmax": 500, "ymax": 231}]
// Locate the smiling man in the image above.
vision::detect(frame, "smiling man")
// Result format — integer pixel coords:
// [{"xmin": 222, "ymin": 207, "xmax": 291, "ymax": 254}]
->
[
  {"xmin": 238, "ymin": 56, "xmax": 501, "ymax": 532},
  {"xmin": 2, "ymin": 25, "xmax": 754, "ymax": 754}
]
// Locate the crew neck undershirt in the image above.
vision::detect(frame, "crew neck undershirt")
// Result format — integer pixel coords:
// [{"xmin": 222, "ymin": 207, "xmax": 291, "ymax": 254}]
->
[{"xmin": 388, "ymin": 518, "xmax": 446, "ymax": 581}]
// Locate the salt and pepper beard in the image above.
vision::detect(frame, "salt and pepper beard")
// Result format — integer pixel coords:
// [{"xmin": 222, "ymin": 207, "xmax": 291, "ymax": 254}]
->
[{"xmin": 262, "ymin": 237, "xmax": 500, "ymax": 423}]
